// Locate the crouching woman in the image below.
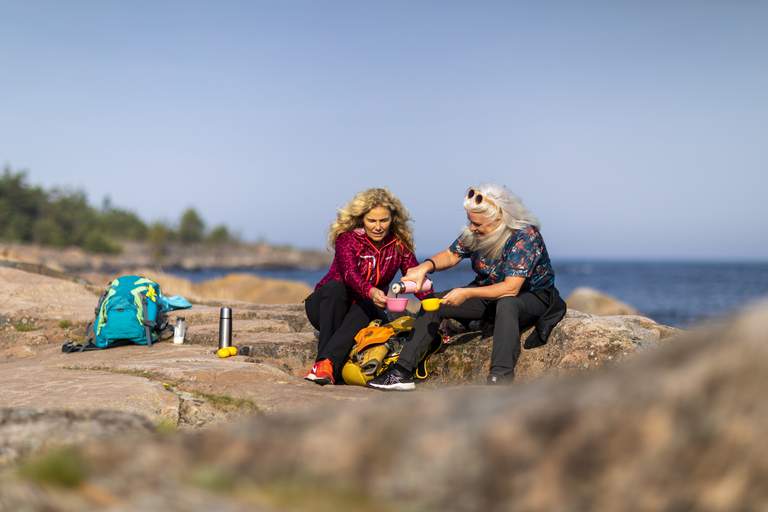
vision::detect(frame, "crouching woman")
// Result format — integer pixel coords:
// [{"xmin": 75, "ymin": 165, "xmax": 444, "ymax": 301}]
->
[
  {"xmin": 369, "ymin": 184, "xmax": 566, "ymax": 391},
  {"xmin": 304, "ymin": 188, "xmax": 424, "ymax": 385}
]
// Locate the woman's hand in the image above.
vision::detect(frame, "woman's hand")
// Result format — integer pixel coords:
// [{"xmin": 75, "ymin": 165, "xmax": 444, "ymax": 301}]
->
[
  {"xmin": 441, "ymin": 288, "xmax": 473, "ymax": 307},
  {"xmin": 402, "ymin": 263, "xmax": 431, "ymax": 291},
  {"xmin": 369, "ymin": 287, "xmax": 388, "ymax": 308}
]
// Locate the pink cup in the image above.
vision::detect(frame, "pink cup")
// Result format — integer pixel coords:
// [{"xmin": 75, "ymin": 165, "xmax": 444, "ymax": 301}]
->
[{"xmin": 386, "ymin": 297, "xmax": 409, "ymax": 312}]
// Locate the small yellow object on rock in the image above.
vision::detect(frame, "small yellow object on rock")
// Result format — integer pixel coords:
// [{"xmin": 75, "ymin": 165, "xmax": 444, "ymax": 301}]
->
[
  {"xmin": 228, "ymin": 346, "xmax": 238, "ymax": 356},
  {"xmin": 216, "ymin": 348, "xmax": 230, "ymax": 358}
]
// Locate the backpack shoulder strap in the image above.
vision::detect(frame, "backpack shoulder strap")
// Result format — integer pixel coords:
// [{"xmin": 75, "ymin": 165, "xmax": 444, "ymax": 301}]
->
[{"xmin": 61, "ymin": 340, "xmax": 100, "ymax": 353}]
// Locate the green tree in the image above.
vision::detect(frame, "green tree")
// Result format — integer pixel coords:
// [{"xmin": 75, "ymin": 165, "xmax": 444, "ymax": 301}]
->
[
  {"xmin": 147, "ymin": 222, "xmax": 174, "ymax": 260},
  {"xmin": 82, "ymin": 231, "xmax": 121, "ymax": 254},
  {"xmin": 1, "ymin": 167, "xmax": 237, "ymax": 254},
  {"xmin": 0, "ymin": 167, "xmax": 47, "ymax": 241},
  {"xmin": 179, "ymin": 208, "xmax": 205, "ymax": 244},
  {"xmin": 32, "ymin": 217, "xmax": 66, "ymax": 246},
  {"xmin": 100, "ymin": 208, "xmax": 148, "ymax": 240},
  {"xmin": 205, "ymin": 224, "xmax": 233, "ymax": 245}
]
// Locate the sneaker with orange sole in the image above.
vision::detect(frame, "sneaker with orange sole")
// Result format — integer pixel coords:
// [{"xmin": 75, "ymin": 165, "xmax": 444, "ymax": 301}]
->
[{"xmin": 304, "ymin": 358, "xmax": 335, "ymax": 385}]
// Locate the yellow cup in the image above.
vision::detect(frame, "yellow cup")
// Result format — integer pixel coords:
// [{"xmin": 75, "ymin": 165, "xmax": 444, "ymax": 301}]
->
[{"xmin": 421, "ymin": 298, "xmax": 443, "ymax": 312}]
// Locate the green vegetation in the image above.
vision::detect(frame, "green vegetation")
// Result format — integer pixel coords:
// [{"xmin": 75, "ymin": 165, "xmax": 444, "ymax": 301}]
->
[
  {"xmin": 191, "ymin": 391, "xmax": 260, "ymax": 413},
  {"xmin": 13, "ymin": 319, "xmax": 39, "ymax": 332},
  {"xmin": 179, "ymin": 208, "xmax": 205, "ymax": 244},
  {"xmin": 0, "ymin": 166, "xmax": 238, "ymax": 254},
  {"xmin": 188, "ymin": 465, "xmax": 237, "ymax": 492},
  {"xmin": 18, "ymin": 446, "xmax": 88, "ymax": 488},
  {"xmin": 156, "ymin": 418, "xmax": 178, "ymax": 434},
  {"xmin": 58, "ymin": 319, "xmax": 73, "ymax": 329},
  {"xmin": 242, "ymin": 480, "xmax": 399, "ymax": 512}
]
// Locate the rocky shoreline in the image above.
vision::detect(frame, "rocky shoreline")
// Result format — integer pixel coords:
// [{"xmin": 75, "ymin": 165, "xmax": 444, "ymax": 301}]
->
[
  {"xmin": 0, "ymin": 241, "xmax": 331, "ymax": 273},
  {"xmin": 0, "ymin": 263, "xmax": 765, "ymax": 510}
]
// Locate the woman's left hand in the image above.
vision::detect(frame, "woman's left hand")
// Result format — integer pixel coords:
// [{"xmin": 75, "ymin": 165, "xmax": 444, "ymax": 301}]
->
[
  {"xmin": 369, "ymin": 287, "xmax": 388, "ymax": 308},
  {"xmin": 441, "ymin": 288, "xmax": 472, "ymax": 307}
]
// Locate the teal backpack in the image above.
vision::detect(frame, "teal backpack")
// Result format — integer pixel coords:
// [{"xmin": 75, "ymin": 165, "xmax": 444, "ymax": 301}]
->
[
  {"xmin": 94, "ymin": 275, "xmax": 168, "ymax": 347},
  {"xmin": 63, "ymin": 275, "xmax": 192, "ymax": 352}
]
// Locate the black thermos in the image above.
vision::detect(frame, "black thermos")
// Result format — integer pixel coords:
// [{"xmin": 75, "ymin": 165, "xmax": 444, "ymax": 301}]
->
[{"xmin": 218, "ymin": 307, "xmax": 233, "ymax": 349}]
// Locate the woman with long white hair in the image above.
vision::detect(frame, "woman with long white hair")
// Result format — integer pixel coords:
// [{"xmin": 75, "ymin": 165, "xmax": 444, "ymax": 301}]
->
[{"xmin": 369, "ymin": 184, "xmax": 566, "ymax": 390}]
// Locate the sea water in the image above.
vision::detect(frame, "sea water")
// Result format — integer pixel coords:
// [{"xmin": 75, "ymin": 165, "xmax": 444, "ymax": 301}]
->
[{"xmin": 169, "ymin": 260, "xmax": 768, "ymax": 328}]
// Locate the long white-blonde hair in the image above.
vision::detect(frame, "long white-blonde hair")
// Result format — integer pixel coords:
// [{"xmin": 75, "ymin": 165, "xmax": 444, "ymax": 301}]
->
[{"xmin": 458, "ymin": 183, "xmax": 539, "ymax": 259}]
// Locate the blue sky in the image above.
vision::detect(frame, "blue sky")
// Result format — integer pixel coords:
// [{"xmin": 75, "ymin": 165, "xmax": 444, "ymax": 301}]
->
[{"xmin": 1, "ymin": 1, "xmax": 766, "ymax": 260}]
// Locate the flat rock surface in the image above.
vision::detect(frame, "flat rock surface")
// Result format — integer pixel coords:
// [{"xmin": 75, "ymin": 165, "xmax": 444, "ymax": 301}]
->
[
  {"xmin": 0, "ymin": 265, "xmax": 681, "ymax": 435},
  {"xmin": 0, "ymin": 364, "xmax": 178, "ymax": 424},
  {"xmin": 5, "ymin": 263, "xmax": 734, "ymax": 512},
  {"xmin": 1, "ymin": 301, "xmax": 765, "ymax": 511},
  {"xmin": 0, "ymin": 267, "xmax": 97, "ymax": 322},
  {"xmin": 0, "ymin": 343, "xmax": 370, "ymax": 423}
]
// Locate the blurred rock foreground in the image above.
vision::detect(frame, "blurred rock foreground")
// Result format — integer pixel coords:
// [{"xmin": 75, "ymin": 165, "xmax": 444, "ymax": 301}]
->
[{"xmin": 0, "ymin": 264, "xmax": 766, "ymax": 511}]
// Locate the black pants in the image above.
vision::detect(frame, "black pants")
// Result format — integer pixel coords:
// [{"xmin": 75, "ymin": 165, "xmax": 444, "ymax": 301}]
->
[
  {"xmin": 304, "ymin": 280, "xmax": 386, "ymax": 381},
  {"xmin": 397, "ymin": 288, "xmax": 551, "ymax": 377}
]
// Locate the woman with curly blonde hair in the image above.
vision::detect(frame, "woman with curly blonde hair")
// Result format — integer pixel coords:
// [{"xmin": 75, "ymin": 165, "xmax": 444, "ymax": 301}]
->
[{"xmin": 304, "ymin": 188, "xmax": 426, "ymax": 385}]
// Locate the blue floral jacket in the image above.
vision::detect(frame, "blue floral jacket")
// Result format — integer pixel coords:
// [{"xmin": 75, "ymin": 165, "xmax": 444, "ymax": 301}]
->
[{"xmin": 449, "ymin": 225, "xmax": 555, "ymax": 291}]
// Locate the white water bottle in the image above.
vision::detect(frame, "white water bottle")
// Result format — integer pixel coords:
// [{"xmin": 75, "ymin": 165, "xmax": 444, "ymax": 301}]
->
[
  {"xmin": 391, "ymin": 278, "xmax": 433, "ymax": 295},
  {"xmin": 173, "ymin": 317, "xmax": 186, "ymax": 344}
]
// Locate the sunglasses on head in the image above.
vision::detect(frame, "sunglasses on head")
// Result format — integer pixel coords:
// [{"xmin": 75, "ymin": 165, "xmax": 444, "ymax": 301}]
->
[
  {"xmin": 466, "ymin": 188, "xmax": 501, "ymax": 215},
  {"xmin": 467, "ymin": 188, "xmax": 484, "ymax": 204}
]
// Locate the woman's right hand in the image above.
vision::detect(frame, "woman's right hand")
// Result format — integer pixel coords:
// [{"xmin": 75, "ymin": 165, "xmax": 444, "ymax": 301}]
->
[
  {"xmin": 402, "ymin": 263, "xmax": 431, "ymax": 291},
  {"xmin": 368, "ymin": 287, "xmax": 388, "ymax": 308}
]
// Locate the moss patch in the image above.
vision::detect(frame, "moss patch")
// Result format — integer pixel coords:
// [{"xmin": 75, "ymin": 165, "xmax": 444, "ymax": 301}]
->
[
  {"xmin": 191, "ymin": 391, "xmax": 260, "ymax": 413},
  {"xmin": 18, "ymin": 446, "xmax": 88, "ymax": 488},
  {"xmin": 236, "ymin": 480, "xmax": 402, "ymax": 512},
  {"xmin": 12, "ymin": 320, "xmax": 39, "ymax": 332},
  {"xmin": 188, "ymin": 465, "xmax": 237, "ymax": 492},
  {"xmin": 156, "ymin": 418, "xmax": 178, "ymax": 434}
]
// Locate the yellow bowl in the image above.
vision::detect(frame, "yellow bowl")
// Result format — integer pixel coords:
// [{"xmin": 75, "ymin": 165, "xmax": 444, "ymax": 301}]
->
[{"xmin": 421, "ymin": 298, "xmax": 443, "ymax": 312}]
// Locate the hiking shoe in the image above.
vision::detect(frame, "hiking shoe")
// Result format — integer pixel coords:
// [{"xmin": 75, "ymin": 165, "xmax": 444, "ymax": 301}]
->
[
  {"xmin": 486, "ymin": 373, "xmax": 514, "ymax": 385},
  {"xmin": 304, "ymin": 359, "xmax": 335, "ymax": 385},
  {"xmin": 368, "ymin": 364, "xmax": 415, "ymax": 391}
]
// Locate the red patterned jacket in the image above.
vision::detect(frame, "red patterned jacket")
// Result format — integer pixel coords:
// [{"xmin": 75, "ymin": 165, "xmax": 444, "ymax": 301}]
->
[{"xmin": 315, "ymin": 228, "xmax": 425, "ymax": 300}]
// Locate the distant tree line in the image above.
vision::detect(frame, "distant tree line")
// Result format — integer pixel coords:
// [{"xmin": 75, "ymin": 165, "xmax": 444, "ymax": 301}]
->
[{"xmin": 0, "ymin": 166, "xmax": 238, "ymax": 254}]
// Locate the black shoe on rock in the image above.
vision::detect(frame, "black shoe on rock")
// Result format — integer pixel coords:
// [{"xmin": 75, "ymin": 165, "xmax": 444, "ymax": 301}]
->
[
  {"xmin": 486, "ymin": 373, "xmax": 514, "ymax": 385},
  {"xmin": 368, "ymin": 364, "xmax": 415, "ymax": 391}
]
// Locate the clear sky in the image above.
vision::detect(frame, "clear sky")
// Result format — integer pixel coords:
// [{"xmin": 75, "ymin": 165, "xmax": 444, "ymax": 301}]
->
[{"xmin": 2, "ymin": 1, "xmax": 766, "ymax": 260}]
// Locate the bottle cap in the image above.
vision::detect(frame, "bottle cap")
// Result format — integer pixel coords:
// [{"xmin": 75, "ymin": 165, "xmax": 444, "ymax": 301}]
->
[{"xmin": 220, "ymin": 307, "xmax": 232, "ymax": 319}]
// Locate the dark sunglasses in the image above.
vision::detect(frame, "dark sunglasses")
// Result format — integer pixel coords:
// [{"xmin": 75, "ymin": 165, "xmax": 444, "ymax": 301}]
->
[
  {"xmin": 467, "ymin": 188, "xmax": 484, "ymax": 204},
  {"xmin": 466, "ymin": 188, "xmax": 500, "ymax": 212}
]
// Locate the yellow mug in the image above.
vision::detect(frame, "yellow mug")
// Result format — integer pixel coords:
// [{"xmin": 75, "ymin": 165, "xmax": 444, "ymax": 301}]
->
[{"xmin": 421, "ymin": 298, "xmax": 443, "ymax": 312}]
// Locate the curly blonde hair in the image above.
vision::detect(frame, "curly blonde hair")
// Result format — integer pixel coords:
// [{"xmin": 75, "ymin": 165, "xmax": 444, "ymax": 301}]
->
[{"xmin": 328, "ymin": 188, "xmax": 415, "ymax": 253}]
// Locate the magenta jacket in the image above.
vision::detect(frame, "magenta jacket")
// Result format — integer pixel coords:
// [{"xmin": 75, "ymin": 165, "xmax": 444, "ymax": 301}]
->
[{"xmin": 316, "ymin": 228, "xmax": 425, "ymax": 300}]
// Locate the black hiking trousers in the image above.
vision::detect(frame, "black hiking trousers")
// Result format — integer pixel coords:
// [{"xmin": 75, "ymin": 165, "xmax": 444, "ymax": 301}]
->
[
  {"xmin": 304, "ymin": 280, "xmax": 386, "ymax": 382},
  {"xmin": 397, "ymin": 288, "xmax": 551, "ymax": 378}
]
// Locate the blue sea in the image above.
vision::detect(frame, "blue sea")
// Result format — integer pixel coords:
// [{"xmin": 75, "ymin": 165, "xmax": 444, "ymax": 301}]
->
[{"xmin": 169, "ymin": 260, "xmax": 768, "ymax": 328}]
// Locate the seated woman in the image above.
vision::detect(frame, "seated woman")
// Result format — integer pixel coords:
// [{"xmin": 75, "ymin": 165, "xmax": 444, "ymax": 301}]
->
[
  {"xmin": 304, "ymin": 188, "xmax": 425, "ymax": 385},
  {"xmin": 369, "ymin": 183, "xmax": 566, "ymax": 391}
]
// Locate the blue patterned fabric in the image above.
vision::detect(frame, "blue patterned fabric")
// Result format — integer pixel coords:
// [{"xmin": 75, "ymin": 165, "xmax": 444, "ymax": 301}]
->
[{"xmin": 449, "ymin": 225, "xmax": 555, "ymax": 291}]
